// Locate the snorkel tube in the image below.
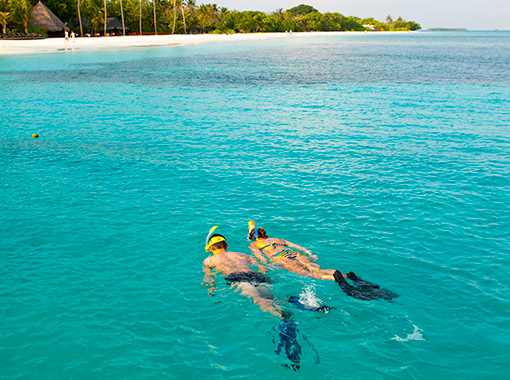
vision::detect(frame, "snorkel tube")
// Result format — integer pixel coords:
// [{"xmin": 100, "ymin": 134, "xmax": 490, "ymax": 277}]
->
[
  {"xmin": 205, "ymin": 225, "xmax": 218, "ymax": 250},
  {"xmin": 248, "ymin": 220, "xmax": 258, "ymax": 240}
]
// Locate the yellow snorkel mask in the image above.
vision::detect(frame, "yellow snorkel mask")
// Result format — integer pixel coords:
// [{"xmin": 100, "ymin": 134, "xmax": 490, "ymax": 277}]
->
[
  {"xmin": 205, "ymin": 235, "xmax": 226, "ymax": 251},
  {"xmin": 204, "ymin": 225, "xmax": 227, "ymax": 252}
]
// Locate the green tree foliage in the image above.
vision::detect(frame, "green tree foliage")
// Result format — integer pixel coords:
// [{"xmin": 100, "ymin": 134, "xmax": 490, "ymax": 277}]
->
[
  {"xmin": 0, "ymin": 10, "xmax": 11, "ymax": 33},
  {"xmin": 1, "ymin": 1, "xmax": 421, "ymax": 35},
  {"xmin": 287, "ymin": 4, "xmax": 317, "ymax": 17},
  {"xmin": 41, "ymin": 0, "xmax": 77, "ymax": 25},
  {"xmin": 5, "ymin": 0, "xmax": 32, "ymax": 33},
  {"xmin": 386, "ymin": 15, "xmax": 421, "ymax": 31}
]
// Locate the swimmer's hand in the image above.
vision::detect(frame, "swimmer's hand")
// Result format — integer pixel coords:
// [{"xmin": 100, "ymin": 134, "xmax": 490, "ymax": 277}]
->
[
  {"xmin": 204, "ymin": 283, "xmax": 216, "ymax": 296},
  {"xmin": 301, "ymin": 248, "xmax": 314, "ymax": 257},
  {"xmin": 308, "ymin": 254, "xmax": 319, "ymax": 261},
  {"xmin": 258, "ymin": 265, "xmax": 269, "ymax": 273}
]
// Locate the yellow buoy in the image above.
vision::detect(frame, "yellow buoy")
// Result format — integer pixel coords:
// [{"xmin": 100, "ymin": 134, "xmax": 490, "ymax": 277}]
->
[{"xmin": 32, "ymin": 133, "xmax": 39, "ymax": 138}]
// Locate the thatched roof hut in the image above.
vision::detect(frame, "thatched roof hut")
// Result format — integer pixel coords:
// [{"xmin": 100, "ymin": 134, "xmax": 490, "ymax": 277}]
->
[{"xmin": 30, "ymin": 1, "xmax": 69, "ymax": 33}]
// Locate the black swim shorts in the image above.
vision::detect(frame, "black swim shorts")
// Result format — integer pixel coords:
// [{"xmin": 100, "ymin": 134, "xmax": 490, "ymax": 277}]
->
[{"xmin": 225, "ymin": 272, "xmax": 273, "ymax": 285}]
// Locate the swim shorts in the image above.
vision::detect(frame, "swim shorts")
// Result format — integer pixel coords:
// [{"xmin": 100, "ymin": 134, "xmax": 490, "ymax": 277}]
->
[{"xmin": 225, "ymin": 272, "xmax": 273, "ymax": 285}]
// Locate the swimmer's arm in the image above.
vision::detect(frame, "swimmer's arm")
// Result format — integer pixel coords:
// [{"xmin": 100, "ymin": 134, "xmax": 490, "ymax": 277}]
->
[
  {"xmin": 248, "ymin": 255, "xmax": 269, "ymax": 273},
  {"xmin": 202, "ymin": 261, "xmax": 216, "ymax": 296},
  {"xmin": 249, "ymin": 243, "xmax": 269, "ymax": 265}
]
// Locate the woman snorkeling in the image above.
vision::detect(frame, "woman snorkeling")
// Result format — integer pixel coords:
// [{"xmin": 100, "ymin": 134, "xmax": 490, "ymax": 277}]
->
[
  {"xmin": 247, "ymin": 221, "xmax": 342, "ymax": 281},
  {"xmin": 247, "ymin": 221, "xmax": 398, "ymax": 301}
]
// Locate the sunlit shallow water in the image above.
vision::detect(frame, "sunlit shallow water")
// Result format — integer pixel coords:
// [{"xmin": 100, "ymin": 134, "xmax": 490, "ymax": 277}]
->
[{"xmin": 1, "ymin": 31, "xmax": 509, "ymax": 379}]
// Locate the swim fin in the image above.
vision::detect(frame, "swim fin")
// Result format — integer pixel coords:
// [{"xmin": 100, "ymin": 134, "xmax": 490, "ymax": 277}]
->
[
  {"xmin": 354, "ymin": 278, "xmax": 398, "ymax": 300},
  {"xmin": 335, "ymin": 271, "xmax": 398, "ymax": 300},
  {"xmin": 348, "ymin": 272, "xmax": 398, "ymax": 300},
  {"xmin": 288, "ymin": 296, "xmax": 332, "ymax": 313},
  {"xmin": 334, "ymin": 271, "xmax": 378, "ymax": 300}
]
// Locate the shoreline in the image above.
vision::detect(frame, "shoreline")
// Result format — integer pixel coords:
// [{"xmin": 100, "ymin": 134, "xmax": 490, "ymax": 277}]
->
[{"xmin": 0, "ymin": 31, "xmax": 415, "ymax": 56}]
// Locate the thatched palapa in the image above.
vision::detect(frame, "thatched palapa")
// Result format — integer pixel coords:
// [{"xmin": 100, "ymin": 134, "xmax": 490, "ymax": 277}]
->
[{"xmin": 30, "ymin": 1, "xmax": 69, "ymax": 33}]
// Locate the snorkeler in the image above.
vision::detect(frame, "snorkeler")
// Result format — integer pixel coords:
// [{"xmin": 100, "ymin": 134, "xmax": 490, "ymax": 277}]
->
[
  {"xmin": 247, "ymin": 221, "xmax": 398, "ymax": 301},
  {"xmin": 202, "ymin": 228, "xmax": 286, "ymax": 318},
  {"xmin": 247, "ymin": 220, "xmax": 341, "ymax": 281},
  {"xmin": 203, "ymin": 226, "xmax": 323, "ymax": 371}
]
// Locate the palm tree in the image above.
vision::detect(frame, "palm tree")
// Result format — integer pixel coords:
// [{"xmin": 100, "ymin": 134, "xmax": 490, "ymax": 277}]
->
[
  {"xmin": 77, "ymin": 0, "xmax": 83, "ymax": 36},
  {"xmin": 197, "ymin": 4, "xmax": 212, "ymax": 33},
  {"xmin": 12, "ymin": 0, "xmax": 32, "ymax": 34},
  {"xmin": 119, "ymin": 0, "xmax": 125, "ymax": 36},
  {"xmin": 153, "ymin": 0, "xmax": 157, "ymax": 35},
  {"xmin": 171, "ymin": 0, "xmax": 176, "ymax": 34},
  {"xmin": 217, "ymin": 6, "xmax": 228, "ymax": 30},
  {"xmin": 139, "ymin": 0, "xmax": 142, "ymax": 35},
  {"xmin": 272, "ymin": 8, "xmax": 284, "ymax": 31},
  {"xmin": 18, "ymin": 5, "xmax": 32, "ymax": 34},
  {"xmin": 90, "ymin": 8, "xmax": 104, "ymax": 34},
  {"xmin": 103, "ymin": 0, "xmax": 107, "ymax": 36},
  {"xmin": 185, "ymin": 0, "xmax": 197, "ymax": 33},
  {"xmin": 0, "ymin": 11, "xmax": 10, "ymax": 34},
  {"xmin": 180, "ymin": 0, "xmax": 186, "ymax": 33}
]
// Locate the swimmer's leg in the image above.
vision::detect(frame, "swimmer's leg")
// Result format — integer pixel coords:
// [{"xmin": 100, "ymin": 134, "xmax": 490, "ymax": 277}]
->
[
  {"xmin": 274, "ymin": 257, "xmax": 335, "ymax": 280},
  {"xmin": 236, "ymin": 283, "xmax": 283, "ymax": 317},
  {"xmin": 295, "ymin": 255, "xmax": 320, "ymax": 270},
  {"xmin": 275, "ymin": 316, "xmax": 302, "ymax": 371},
  {"xmin": 295, "ymin": 255, "xmax": 339, "ymax": 280},
  {"xmin": 333, "ymin": 271, "xmax": 378, "ymax": 300}
]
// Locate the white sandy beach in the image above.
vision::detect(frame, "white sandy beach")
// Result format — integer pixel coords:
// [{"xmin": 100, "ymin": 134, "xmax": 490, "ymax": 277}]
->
[
  {"xmin": 0, "ymin": 31, "xmax": 402, "ymax": 56},
  {"xmin": 0, "ymin": 33, "xmax": 290, "ymax": 55}
]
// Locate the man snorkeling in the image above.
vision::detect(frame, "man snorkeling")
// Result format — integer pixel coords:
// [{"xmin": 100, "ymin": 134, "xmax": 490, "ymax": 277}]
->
[
  {"xmin": 202, "ymin": 227, "xmax": 324, "ymax": 371},
  {"xmin": 202, "ymin": 230, "xmax": 286, "ymax": 318}
]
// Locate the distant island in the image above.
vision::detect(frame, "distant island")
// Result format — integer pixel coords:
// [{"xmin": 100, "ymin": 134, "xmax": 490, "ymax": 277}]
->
[
  {"xmin": 1, "ymin": 2, "xmax": 420, "ymax": 37},
  {"xmin": 427, "ymin": 28, "xmax": 468, "ymax": 31}
]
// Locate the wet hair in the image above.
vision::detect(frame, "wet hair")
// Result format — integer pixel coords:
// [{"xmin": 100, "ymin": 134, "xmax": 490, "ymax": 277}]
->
[
  {"xmin": 249, "ymin": 227, "xmax": 269, "ymax": 240},
  {"xmin": 209, "ymin": 233, "xmax": 227, "ymax": 250}
]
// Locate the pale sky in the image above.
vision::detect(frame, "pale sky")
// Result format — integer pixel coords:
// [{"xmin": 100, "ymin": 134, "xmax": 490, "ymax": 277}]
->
[{"xmin": 206, "ymin": 0, "xmax": 510, "ymax": 30}]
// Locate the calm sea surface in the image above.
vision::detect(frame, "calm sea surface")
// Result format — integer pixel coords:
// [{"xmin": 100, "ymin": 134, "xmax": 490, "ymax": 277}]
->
[{"xmin": 1, "ymin": 31, "xmax": 509, "ymax": 379}]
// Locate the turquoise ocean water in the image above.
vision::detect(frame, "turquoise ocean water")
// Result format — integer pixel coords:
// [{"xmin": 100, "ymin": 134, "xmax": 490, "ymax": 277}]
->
[{"xmin": 1, "ymin": 31, "xmax": 509, "ymax": 378}]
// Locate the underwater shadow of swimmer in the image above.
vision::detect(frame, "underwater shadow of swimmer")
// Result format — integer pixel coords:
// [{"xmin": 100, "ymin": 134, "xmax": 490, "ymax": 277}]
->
[
  {"xmin": 273, "ymin": 313, "xmax": 320, "ymax": 371},
  {"xmin": 334, "ymin": 271, "xmax": 398, "ymax": 301}
]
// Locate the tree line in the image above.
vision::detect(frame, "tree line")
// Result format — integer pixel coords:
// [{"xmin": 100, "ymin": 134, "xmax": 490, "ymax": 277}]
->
[{"xmin": 0, "ymin": 1, "xmax": 421, "ymax": 36}]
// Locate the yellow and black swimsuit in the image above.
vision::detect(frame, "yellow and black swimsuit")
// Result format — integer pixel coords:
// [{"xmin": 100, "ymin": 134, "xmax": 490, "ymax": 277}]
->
[{"xmin": 255, "ymin": 241, "xmax": 299, "ymax": 259}]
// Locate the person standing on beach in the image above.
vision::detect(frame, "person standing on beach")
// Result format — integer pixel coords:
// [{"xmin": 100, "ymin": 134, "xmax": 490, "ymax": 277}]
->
[
  {"xmin": 202, "ymin": 233, "xmax": 286, "ymax": 318},
  {"xmin": 71, "ymin": 31, "xmax": 75, "ymax": 43},
  {"xmin": 64, "ymin": 30, "xmax": 69, "ymax": 44}
]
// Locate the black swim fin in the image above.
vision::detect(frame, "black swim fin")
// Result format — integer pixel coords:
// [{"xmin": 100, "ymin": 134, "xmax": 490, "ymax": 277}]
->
[
  {"xmin": 288, "ymin": 296, "xmax": 332, "ymax": 313},
  {"xmin": 334, "ymin": 271, "xmax": 398, "ymax": 301},
  {"xmin": 334, "ymin": 271, "xmax": 378, "ymax": 300},
  {"xmin": 354, "ymin": 278, "xmax": 398, "ymax": 300}
]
